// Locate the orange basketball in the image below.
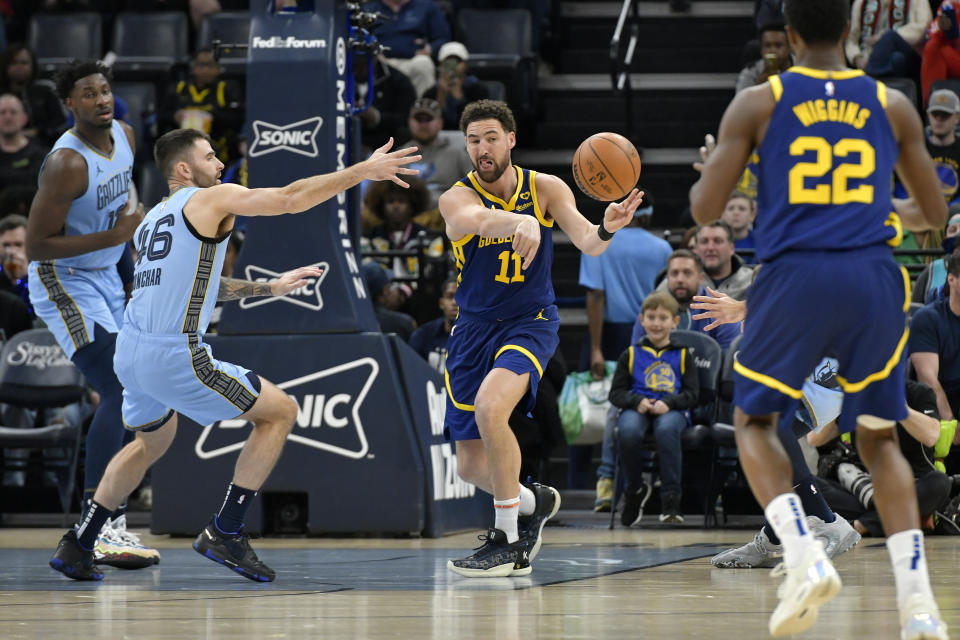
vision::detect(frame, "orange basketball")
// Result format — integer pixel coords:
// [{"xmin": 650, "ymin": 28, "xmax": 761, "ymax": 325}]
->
[{"xmin": 572, "ymin": 132, "xmax": 641, "ymax": 201}]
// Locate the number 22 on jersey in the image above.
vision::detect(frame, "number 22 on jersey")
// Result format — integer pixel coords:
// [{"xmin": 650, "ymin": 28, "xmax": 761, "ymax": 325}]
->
[{"xmin": 788, "ymin": 136, "xmax": 875, "ymax": 205}]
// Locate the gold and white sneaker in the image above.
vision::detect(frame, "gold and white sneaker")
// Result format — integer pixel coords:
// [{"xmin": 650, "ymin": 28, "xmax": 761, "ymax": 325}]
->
[
  {"xmin": 768, "ymin": 540, "xmax": 841, "ymax": 637},
  {"xmin": 899, "ymin": 593, "xmax": 948, "ymax": 640},
  {"xmin": 94, "ymin": 515, "xmax": 160, "ymax": 569}
]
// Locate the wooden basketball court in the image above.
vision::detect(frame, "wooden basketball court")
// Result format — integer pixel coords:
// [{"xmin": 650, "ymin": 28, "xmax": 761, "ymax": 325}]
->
[{"xmin": 2, "ymin": 515, "xmax": 957, "ymax": 639}]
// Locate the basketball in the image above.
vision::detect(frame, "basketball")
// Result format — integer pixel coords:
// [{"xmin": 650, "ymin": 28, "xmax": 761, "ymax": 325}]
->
[{"xmin": 572, "ymin": 132, "xmax": 642, "ymax": 201}]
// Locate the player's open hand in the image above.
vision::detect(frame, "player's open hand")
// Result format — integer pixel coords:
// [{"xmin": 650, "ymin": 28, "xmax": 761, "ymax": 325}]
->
[
  {"xmin": 114, "ymin": 201, "xmax": 145, "ymax": 242},
  {"xmin": 693, "ymin": 134, "xmax": 716, "ymax": 173},
  {"xmin": 513, "ymin": 216, "xmax": 541, "ymax": 270},
  {"xmin": 602, "ymin": 189, "xmax": 644, "ymax": 234},
  {"xmin": 364, "ymin": 138, "xmax": 422, "ymax": 187},
  {"xmin": 270, "ymin": 265, "xmax": 324, "ymax": 296},
  {"xmin": 689, "ymin": 287, "xmax": 746, "ymax": 330}
]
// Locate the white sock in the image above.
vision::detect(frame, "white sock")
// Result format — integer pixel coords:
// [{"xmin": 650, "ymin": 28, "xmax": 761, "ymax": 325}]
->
[
  {"xmin": 765, "ymin": 492, "xmax": 814, "ymax": 567},
  {"xmin": 494, "ymin": 495, "xmax": 521, "ymax": 543},
  {"xmin": 886, "ymin": 529, "xmax": 934, "ymax": 608},
  {"xmin": 519, "ymin": 485, "xmax": 536, "ymax": 516}
]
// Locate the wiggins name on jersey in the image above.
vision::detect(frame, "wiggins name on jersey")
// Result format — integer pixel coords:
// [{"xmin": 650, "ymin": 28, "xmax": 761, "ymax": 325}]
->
[
  {"xmin": 755, "ymin": 67, "xmax": 900, "ymax": 263},
  {"xmin": 449, "ymin": 165, "xmax": 555, "ymax": 321}
]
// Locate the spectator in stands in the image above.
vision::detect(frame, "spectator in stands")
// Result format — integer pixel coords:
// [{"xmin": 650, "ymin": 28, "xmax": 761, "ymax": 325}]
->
[
  {"xmin": 609, "ymin": 291, "xmax": 698, "ymax": 526},
  {"xmin": 408, "ymin": 276, "xmax": 458, "ymax": 373},
  {"xmin": 921, "ymin": 1, "xmax": 960, "ymax": 105},
  {"xmin": 845, "ymin": 0, "xmax": 930, "ymax": 79},
  {"xmin": 632, "ymin": 250, "xmax": 741, "ymax": 350},
  {"xmin": 810, "ymin": 380, "xmax": 952, "ymax": 536},
  {"xmin": 159, "ymin": 49, "xmax": 244, "ymax": 163},
  {"xmin": 910, "ymin": 249, "xmax": 960, "ymax": 461},
  {"xmin": 720, "ymin": 191, "xmax": 757, "ymax": 261},
  {"xmin": 422, "ymin": 42, "xmax": 490, "ymax": 131},
  {"xmin": 361, "ymin": 261, "xmax": 417, "ymax": 340},
  {"xmin": 400, "ymin": 97, "xmax": 473, "ymax": 211},
  {"xmin": 187, "ymin": 0, "xmax": 251, "ymax": 27},
  {"xmin": 913, "ymin": 204, "xmax": 960, "ymax": 303},
  {"xmin": 0, "ymin": 44, "xmax": 66, "ymax": 146},
  {"xmin": 364, "ymin": 0, "xmax": 450, "ymax": 97},
  {"xmin": 680, "ymin": 225, "xmax": 697, "ymax": 251},
  {"xmin": 0, "ymin": 213, "xmax": 28, "ymax": 305},
  {"xmin": 354, "ymin": 53, "xmax": 418, "ymax": 152},
  {"xmin": 736, "ymin": 20, "xmax": 793, "ymax": 94},
  {"xmin": 0, "ymin": 94, "xmax": 47, "ymax": 192},
  {"xmin": 692, "ymin": 220, "xmax": 754, "ymax": 300}
]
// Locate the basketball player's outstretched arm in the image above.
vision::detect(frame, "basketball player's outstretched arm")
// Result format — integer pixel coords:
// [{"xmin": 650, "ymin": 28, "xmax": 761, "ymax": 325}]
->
[
  {"xmin": 25, "ymin": 149, "xmax": 145, "ymax": 261},
  {"xmin": 217, "ymin": 265, "xmax": 323, "ymax": 301},
  {"xmin": 886, "ymin": 89, "xmax": 948, "ymax": 231},
  {"xmin": 535, "ymin": 173, "xmax": 644, "ymax": 256},
  {"xmin": 689, "ymin": 85, "xmax": 773, "ymax": 224}
]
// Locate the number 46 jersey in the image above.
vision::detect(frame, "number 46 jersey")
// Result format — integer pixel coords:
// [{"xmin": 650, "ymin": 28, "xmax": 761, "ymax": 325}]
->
[
  {"xmin": 449, "ymin": 165, "xmax": 555, "ymax": 322},
  {"xmin": 124, "ymin": 186, "xmax": 231, "ymax": 335},
  {"xmin": 755, "ymin": 67, "xmax": 899, "ymax": 263}
]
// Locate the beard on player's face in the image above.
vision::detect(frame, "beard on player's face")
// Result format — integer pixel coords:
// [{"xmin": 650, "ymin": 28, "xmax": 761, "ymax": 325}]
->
[{"xmin": 473, "ymin": 150, "xmax": 510, "ymax": 183}]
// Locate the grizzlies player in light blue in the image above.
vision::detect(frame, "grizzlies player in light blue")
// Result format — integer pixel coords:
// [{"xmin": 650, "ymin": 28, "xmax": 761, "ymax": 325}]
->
[
  {"xmin": 23, "ymin": 60, "xmax": 158, "ymax": 568},
  {"xmin": 690, "ymin": 0, "xmax": 947, "ymax": 637},
  {"xmin": 441, "ymin": 100, "xmax": 644, "ymax": 577},
  {"xmin": 49, "ymin": 128, "xmax": 420, "ymax": 582}
]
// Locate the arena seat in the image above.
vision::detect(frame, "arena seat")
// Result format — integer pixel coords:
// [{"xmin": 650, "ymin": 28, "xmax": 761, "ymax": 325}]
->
[
  {"xmin": 28, "ymin": 13, "xmax": 102, "ymax": 75},
  {"xmin": 197, "ymin": 11, "xmax": 251, "ymax": 77},
  {"xmin": 112, "ymin": 82, "xmax": 157, "ymax": 160},
  {"xmin": 111, "ymin": 12, "xmax": 189, "ymax": 81}
]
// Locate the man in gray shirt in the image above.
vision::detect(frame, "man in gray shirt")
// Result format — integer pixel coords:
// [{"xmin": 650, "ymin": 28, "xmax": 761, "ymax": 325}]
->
[{"xmin": 401, "ymin": 98, "xmax": 473, "ymax": 211}]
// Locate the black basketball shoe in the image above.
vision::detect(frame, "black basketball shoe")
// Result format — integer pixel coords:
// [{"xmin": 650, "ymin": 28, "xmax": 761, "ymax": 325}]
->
[
  {"xmin": 193, "ymin": 516, "xmax": 276, "ymax": 582},
  {"xmin": 518, "ymin": 482, "xmax": 561, "ymax": 561},
  {"xmin": 49, "ymin": 529, "xmax": 104, "ymax": 581},
  {"xmin": 447, "ymin": 528, "xmax": 531, "ymax": 578}
]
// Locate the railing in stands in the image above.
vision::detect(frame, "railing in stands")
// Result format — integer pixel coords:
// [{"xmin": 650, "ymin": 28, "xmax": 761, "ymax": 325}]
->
[{"xmin": 609, "ymin": 0, "xmax": 640, "ymax": 142}]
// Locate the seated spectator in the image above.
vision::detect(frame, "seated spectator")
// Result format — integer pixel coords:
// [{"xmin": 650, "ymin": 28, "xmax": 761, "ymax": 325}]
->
[
  {"xmin": 361, "ymin": 261, "xmax": 417, "ymax": 340},
  {"xmin": 633, "ymin": 250, "xmax": 741, "ymax": 350},
  {"xmin": 365, "ymin": 0, "xmax": 450, "ymax": 97},
  {"xmin": 159, "ymin": 49, "xmax": 244, "ymax": 163},
  {"xmin": 721, "ymin": 191, "xmax": 757, "ymax": 262},
  {"xmin": 0, "ymin": 213, "xmax": 28, "ymax": 308},
  {"xmin": 0, "ymin": 44, "xmax": 66, "ymax": 145},
  {"xmin": 354, "ymin": 53, "xmax": 417, "ymax": 152},
  {"xmin": 408, "ymin": 276, "xmax": 458, "ymax": 373},
  {"xmin": 400, "ymin": 97, "xmax": 473, "ymax": 212},
  {"xmin": 845, "ymin": 0, "xmax": 930, "ymax": 79},
  {"xmin": 912, "ymin": 204, "xmax": 960, "ymax": 303},
  {"xmin": 922, "ymin": 1, "xmax": 960, "ymax": 105},
  {"xmin": 810, "ymin": 380, "xmax": 952, "ymax": 537},
  {"xmin": 422, "ymin": 42, "xmax": 490, "ymax": 131},
  {"xmin": 689, "ymin": 220, "xmax": 754, "ymax": 300},
  {"xmin": 0, "ymin": 94, "xmax": 48, "ymax": 192},
  {"xmin": 362, "ymin": 176, "xmax": 442, "ymax": 273},
  {"xmin": 609, "ymin": 291, "xmax": 698, "ymax": 527},
  {"xmin": 736, "ymin": 20, "xmax": 793, "ymax": 94}
]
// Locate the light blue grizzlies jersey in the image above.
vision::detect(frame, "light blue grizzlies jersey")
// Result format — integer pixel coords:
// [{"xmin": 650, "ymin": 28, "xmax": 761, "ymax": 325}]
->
[
  {"xmin": 449, "ymin": 166, "xmax": 554, "ymax": 321},
  {"xmin": 41, "ymin": 119, "xmax": 134, "ymax": 269},
  {"xmin": 755, "ymin": 67, "xmax": 900, "ymax": 262},
  {"xmin": 124, "ymin": 187, "xmax": 229, "ymax": 335}
]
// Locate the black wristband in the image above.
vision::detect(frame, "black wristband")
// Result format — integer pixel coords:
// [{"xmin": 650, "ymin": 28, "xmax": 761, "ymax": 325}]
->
[{"xmin": 597, "ymin": 220, "xmax": 615, "ymax": 241}]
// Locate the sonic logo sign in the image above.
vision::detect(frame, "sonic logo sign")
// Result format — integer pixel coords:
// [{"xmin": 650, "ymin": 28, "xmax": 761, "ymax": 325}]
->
[
  {"xmin": 195, "ymin": 358, "xmax": 378, "ymax": 460},
  {"xmin": 239, "ymin": 262, "xmax": 328, "ymax": 311},
  {"xmin": 249, "ymin": 117, "xmax": 323, "ymax": 158}
]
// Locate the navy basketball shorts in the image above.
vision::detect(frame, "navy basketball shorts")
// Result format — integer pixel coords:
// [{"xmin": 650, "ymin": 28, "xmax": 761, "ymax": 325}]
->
[
  {"xmin": 444, "ymin": 304, "xmax": 560, "ymax": 441},
  {"xmin": 114, "ymin": 327, "xmax": 262, "ymax": 431},
  {"xmin": 734, "ymin": 246, "xmax": 909, "ymax": 434}
]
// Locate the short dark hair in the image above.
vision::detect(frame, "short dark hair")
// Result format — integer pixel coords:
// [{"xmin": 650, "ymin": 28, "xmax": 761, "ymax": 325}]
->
[
  {"xmin": 460, "ymin": 99, "xmax": 517, "ymax": 134},
  {"xmin": 947, "ymin": 248, "xmax": 960, "ymax": 278},
  {"xmin": 696, "ymin": 220, "xmax": 735, "ymax": 244},
  {"xmin": 642, "ymin": 290, "xmax": 679, "ymax": 316},
  {"xmin": 153, "ymin": 128, "xmax": 214, "ymax": 178},
  {"xmin": 758, "ymin": 19, "xmax": 787, "ymax": 38},
  {"xmin": 0, "ymin": 213, "xmax": 26, "ymax": 234},
  {"xmin": 53, "ymin": 59, "xmax": 112, "ymax": 101},
  {"xmin": 783, "ymin": 0, "xmax": 849, "ymax": 46},
  {"xmin": 667, "ymin": 248, "xmax": 703, "ymax": 272},
  {"xmin": 363, "ymin": 176, "xmax": 430, "ymax": 218}
]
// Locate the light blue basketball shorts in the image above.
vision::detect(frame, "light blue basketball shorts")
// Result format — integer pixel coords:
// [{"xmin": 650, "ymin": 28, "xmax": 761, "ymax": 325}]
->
[
  {"xmin": 28, "ymin": 261, "xmax": 124, "ymax": 359},
  {"xmin": 114, "ymin": 328, "xmax": 262, "ymax": 431}
]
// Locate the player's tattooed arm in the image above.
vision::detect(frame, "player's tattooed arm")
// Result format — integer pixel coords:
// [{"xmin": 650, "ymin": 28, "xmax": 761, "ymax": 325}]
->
[{"xmin": 217, "ymin": 277, "xmax": 272, "ymax": 301}]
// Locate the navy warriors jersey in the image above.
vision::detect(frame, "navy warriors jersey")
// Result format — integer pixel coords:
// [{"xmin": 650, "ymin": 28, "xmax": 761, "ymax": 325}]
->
[
  {"xmin": 755, "ymin": 67, "xmax": 899, "ymax": 262},
  {"xmin": 124, "ymin": 187, "xmax": 229, "ymax": 335},
  {"xmin": 449, "ymin": 166, "xmax": 554, "ymax": 320},
  {"xmin": 40, "ymin": 119, "xmax": 134, "ymax": 269},
  {"xmin": 628, "ymin": 343, "xmax": 686, "ymax": 402}
]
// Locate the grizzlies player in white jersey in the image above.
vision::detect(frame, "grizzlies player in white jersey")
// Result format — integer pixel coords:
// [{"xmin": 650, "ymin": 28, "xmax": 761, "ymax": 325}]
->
[
  {"xmin": 49, "ymin": 128, "xmax": 420, "ymax": 581},
  {"xmin": 24, "ymin": 60, "xmax": 158, "ymax": 568}
]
